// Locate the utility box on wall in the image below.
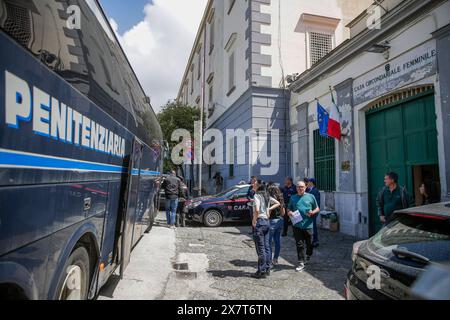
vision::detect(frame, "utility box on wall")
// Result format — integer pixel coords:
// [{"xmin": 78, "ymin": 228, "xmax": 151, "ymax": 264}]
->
[{"xmin": 319, "ymin": 211, "xmax": 339, "ymax": 232}]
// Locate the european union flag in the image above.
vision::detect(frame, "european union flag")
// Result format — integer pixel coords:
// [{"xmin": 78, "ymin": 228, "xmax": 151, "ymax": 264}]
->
[{"xmin": 317, "ymin": 102, "xmax": 330, "ymax": 137}]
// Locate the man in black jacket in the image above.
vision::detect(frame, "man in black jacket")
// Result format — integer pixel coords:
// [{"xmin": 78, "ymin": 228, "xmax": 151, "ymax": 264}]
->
[
  {"xmin": 161, "ymin": 170, "xmax": 183, "ymax": 229},
  {"xmin": 281, "ymin": 177, "xmax": 296, "ymax": 237},
  {"xmin": 306, "ymin": 178, "xmax": 321, "ymax": 248}
]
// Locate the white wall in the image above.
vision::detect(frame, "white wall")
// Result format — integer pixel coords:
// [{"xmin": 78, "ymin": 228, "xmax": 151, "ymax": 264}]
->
[
  {"xmin": 260, "ymin": 0, "xmax": 373, "ymax": 88},
  {"xmin": 178, "ymin": 0, "xmax": 373, "ymax": 126},
  {"xmin": 208, "ymin": 0, "xmax": 250, "ymax": 126},
  {"xmin": 179, "ymin": 0, "xmax": 250, "ymax": 128}
]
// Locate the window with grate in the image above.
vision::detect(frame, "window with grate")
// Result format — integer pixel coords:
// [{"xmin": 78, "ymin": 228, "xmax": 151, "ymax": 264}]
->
[
  {"xmin": 309, "ymin": 32, "xmax": 332, "ymax": 66},
  {"xmin": 209, "ymin": 84, "xmax": 214, "ymax": 103},
  {"xmin": 197, "ymin": 50, "xmax": 202, "ymax": 79},
  {"xmin": 209, "ymin": 19, "xmax": 215, "ymax": 54},
  {"xmin": 313, "ymin": 129, "xmax": 336, "ymax": 191},
  {"xmin": 191, "ymin": 68, "xmax": 194, "ymax": 94},
  {"xmin": 228, "ymin": 52, "xmax": 235, "ymax": 95},
  {"xmin": 229, "ymin": 137, "xmax": 235, "ymax": 178},
  {"xmin": 3, "ymin": 3, "xmax": 32, "ymax": 48}
]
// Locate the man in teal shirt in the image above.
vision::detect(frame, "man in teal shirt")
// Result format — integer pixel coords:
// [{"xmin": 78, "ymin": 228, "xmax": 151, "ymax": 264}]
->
[{"xmin": 288, "ymin": 181, "xmax": 320, "ymax": 272}]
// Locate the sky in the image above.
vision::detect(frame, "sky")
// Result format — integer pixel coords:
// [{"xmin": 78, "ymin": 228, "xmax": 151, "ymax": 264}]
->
[{"xmin": 99, "ymin": 0, "xmax": 208, "ymax": 113}]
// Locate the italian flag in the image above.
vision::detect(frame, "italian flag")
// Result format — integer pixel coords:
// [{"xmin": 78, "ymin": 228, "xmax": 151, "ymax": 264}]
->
[{"xmin": 317, "ymin": 93, "xmax": 342, "ymax": 141}]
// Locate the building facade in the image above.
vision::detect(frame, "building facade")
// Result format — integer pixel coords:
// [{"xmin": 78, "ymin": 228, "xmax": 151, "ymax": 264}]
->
[
  {"xmin": 177, "ymin": 0, "xmax": 372, "ymax": 193},
  {"xmin": 289, "ymin": 0, "xmax": 450, "ymax": 238}
]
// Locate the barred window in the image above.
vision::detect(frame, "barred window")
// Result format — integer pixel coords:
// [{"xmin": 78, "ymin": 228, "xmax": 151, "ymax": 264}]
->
[
  {"xmin": 309, "ymin": 32, "xmax": 333, "ymax": 66},
  {"xmin": 3, "ymin": 3, "xmax": 32, "ymax": 48},
  {"xmin": 313, "ymin": 130, "xmax": 336, "ymax": 192}
]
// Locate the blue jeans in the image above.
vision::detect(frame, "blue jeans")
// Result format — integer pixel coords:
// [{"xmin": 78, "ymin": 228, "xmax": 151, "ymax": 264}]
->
[
  {"xmin": 313, "ymin": 215, "xmax": 319, "ymax": 244},
  {"xmin": 269, "ymin": 218, "xmax": 283, "ymax": 261},
  {"xmin": 166, "ymin": 198, "xmax": 179, "ymax": 226},
  {"xmin": 253, "ymin": 219, "xmax": 271, "ymax": 274}
]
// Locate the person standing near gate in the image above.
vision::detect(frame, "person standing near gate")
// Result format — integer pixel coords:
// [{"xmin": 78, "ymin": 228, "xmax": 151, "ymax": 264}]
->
[
  {"xmin": 251, "ymin": 180, "xmax": 280, "ymax": 279},
  {"xmin": 213, "ymin": 172, "xmax": 224, "ymax": 194},
  {"xmin": 377, "ymin": 172, "xmax": 413, "ymax": 225},
  {"xmin": 246, "ymin": 176, "xmax": 258, "ymax": 235},
  {"xmin": 281, "ymin": 177, "xmax": 296, "ymax": 237},
  {"xmin": 288, "ymin": 181, "xmax": 320, "ymax": 273},
  {"xmin": 176, "ymin": 176, "xmax": 190, "ymax": 227},
  {"xmin": 267, "ymin": 183, "xmax": 285, "ymax": 267},
  {"xmin": 161, "ymin": 170, "xmax": 183, "ymax": 229},
  {"xmin": 306, "ymin": 178, "xmax": 321, "ymax": 248}
]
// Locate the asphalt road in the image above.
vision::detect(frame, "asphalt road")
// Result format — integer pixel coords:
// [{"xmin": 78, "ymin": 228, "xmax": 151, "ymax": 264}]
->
[{"xmin": 99, "ymin": 213, "xmax": 356, "ymax": 300}]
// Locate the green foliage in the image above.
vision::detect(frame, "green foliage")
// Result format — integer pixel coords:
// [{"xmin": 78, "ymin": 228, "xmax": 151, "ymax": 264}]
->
[{"xmin": 157, "ymin": 101, "xmax": 202, "ymax": 173}]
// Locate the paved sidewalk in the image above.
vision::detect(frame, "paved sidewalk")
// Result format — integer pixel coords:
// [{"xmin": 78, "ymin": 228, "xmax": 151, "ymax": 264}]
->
[{"xmin": 98, "ymin": 214, "xmax": 176, "ymax": 300}]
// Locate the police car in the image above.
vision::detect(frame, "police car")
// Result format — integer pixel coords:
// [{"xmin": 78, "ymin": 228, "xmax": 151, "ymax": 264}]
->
[{"xmin": 185, "ymin": 184, "xmax": 252, "ymax": 227}]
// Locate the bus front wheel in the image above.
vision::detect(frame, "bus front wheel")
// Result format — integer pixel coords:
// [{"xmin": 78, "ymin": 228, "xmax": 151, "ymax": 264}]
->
[{"xmin": 56, "ymin": 247, "xmax": 90, "ymax": 300}]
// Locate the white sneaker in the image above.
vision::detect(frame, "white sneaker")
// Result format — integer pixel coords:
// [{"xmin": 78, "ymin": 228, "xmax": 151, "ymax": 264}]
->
[{"xmin": 296, "ymin": 263, "xmax": 305, "ymax": 272}]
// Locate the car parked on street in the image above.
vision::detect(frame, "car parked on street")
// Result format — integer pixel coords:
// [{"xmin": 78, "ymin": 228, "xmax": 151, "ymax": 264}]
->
[
  {"xmin": 185, "ymin": 184, "xmax": 252, "ymax": 227},
  {"xmin": 345, "ymin": 202, "xmax": 450, "ymax": 300}
]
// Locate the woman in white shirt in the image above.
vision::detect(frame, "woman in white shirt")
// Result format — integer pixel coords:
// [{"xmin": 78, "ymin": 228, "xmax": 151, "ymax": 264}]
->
[{"xmin": 251, "ymin": 180, "xmax": 281, "ymax": 279}]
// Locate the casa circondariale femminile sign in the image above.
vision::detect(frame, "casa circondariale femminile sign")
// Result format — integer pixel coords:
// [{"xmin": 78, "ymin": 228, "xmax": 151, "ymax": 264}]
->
[{"xmin": 353, "ymin": 42, "xmax": 437, "ymax": 106}]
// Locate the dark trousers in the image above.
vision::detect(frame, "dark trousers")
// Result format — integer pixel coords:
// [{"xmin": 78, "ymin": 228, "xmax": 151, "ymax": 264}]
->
[
  {"xmin": 283, "ymin": 215, "xmax": 292, "ymax": 235},
  {"xmin": 293, "ymin": 228, "xmax": 314, "ymax": 263},
  {"xmin": 176, "ymin": 201, "xmax": 186, "ymax": 226},
  {"xmin": 312, "ymin": 215, "xmax": 319, "ymax": 244},
  {"xmin": 253, "ymin": 219, "xmax": 271, "ymax": 274}
]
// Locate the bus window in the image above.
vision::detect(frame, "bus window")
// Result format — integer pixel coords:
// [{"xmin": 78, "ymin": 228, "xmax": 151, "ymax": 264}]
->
[{"xmin": 0, "ymin": 0, "xmax": 161, "ymax": 146}]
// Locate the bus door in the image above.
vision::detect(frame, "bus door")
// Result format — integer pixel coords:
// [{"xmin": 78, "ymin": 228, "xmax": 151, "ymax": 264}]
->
[{"xmin": 120, "ymin": 139, "xmax": 144, "ymax": 278}]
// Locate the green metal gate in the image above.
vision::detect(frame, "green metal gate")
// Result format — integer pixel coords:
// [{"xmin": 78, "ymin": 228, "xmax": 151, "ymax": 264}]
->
[{"xmin": 366, "ymin": 91, "xmax": 438, "ymax": 235}]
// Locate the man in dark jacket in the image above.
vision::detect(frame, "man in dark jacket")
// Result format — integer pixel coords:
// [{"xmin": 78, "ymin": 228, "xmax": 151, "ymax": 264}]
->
[
  {"xmin": 306, "ymin": 178, "xmax": 321, "ymax": 247},
  {"xmin": 161, "ymin": 170, "xmax": 183, "ymax": 229},
  {"xmin": 377, "ymin": 172, "xmax": 413, "ymax": 225},
  {"xmin": 176, "ymin": 177, "xmax": 190, "ymax": 227},
  {"xmin": 281, "ymin": 177, "xmax": 296, "ymax": 237},
  {"xmin": 213, "ymin": 172, "xmax": 224, "ymax": 194}
]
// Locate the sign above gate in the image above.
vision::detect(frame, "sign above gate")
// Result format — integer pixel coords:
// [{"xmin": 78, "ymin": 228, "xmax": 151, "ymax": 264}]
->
[{"xmin": 353, "ymin": 42, "xmax": 437, "ymax": 105}]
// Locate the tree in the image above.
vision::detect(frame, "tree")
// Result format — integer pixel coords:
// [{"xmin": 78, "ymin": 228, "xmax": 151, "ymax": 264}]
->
[{"xmin": 157, "ymin": 101, "xmax": 202, "ymax": 176}]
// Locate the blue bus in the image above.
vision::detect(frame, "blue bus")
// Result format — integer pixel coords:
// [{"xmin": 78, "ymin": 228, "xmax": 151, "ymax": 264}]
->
[{"xmin": 0, "ymin": 0, "xmax": 163, "ymax": 300}]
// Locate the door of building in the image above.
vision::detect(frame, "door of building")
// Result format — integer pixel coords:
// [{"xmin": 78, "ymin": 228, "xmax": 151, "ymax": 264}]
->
[{"xmin": 367, "ymin": 92, "xmax": 439, "ymax": 236}]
